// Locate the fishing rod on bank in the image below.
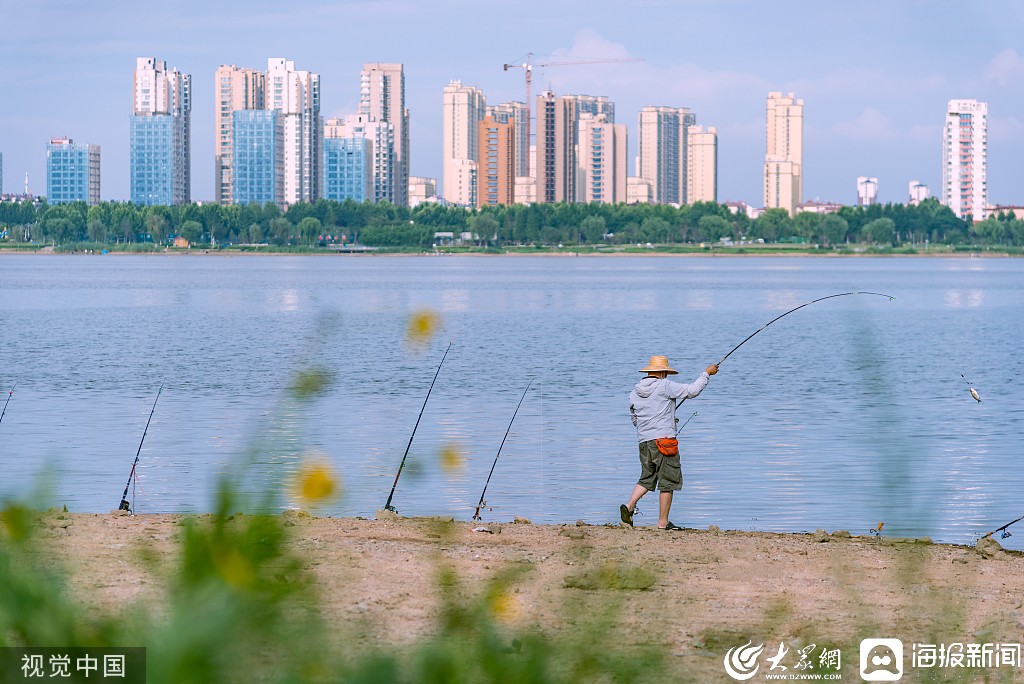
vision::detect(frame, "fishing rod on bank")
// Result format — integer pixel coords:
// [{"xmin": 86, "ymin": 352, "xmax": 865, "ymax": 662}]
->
[
  {"xmin": 0, "ymin": 381, "xmax": 17, "ymax": 427},
  {"xmin": 117, "ymin": 384, "xmax": 163, "ymax": 514},
  {"xmin": 984, "ymin": 514, "xmax": 1024, "ymax": 540},
  {"xmin": 384, "ymin": 341, "xmax": 453, "ymax": 513},
  {"xmin": 716, "ymin": 291, "xmax": 895, "ymax": 367},
  {"xmin": 473, "ymin": 379, "xmax": 533, "ymax": 521}
]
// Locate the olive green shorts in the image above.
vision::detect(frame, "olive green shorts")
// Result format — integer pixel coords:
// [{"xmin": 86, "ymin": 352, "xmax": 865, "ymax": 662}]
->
[{"xmin": 637, "ymin": 439, "xmax": 682, "ymax": 492}]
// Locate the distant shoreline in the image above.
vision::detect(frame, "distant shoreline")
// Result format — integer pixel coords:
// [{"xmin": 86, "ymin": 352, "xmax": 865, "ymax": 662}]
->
[{"xmin": 0, "ymin": 247, "xmax": 1013, "ymax": 258}]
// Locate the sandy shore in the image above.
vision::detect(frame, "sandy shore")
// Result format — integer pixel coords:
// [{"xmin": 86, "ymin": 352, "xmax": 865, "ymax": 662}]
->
[{"xmin": 29, "ymin": 512, "xmax": 1024, "ymax": 681}]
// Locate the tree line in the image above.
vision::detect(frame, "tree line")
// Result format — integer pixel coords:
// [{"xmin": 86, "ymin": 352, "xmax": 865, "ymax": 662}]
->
[{"xmin": 2, "ymin": 197, "xmax": 1023, "ymax": 248}]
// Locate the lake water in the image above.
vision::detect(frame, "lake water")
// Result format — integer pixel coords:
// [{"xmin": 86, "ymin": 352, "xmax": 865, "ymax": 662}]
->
[{"xmin": 0, "ymin": 253, "xmax": 1021, "ymax": 548}]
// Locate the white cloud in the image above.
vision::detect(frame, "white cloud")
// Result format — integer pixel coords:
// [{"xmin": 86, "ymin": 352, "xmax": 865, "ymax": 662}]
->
[
  {"xmin": 983, "ymin": 48, "xmax": 1024, "ymax": 87},
  {"xmin": 988, "ymin": 115, "xmax": 1024, "ymax": 142},
  {"xmin": 830, "ymin": 107, "xmax": 896, "ymax": 141}
]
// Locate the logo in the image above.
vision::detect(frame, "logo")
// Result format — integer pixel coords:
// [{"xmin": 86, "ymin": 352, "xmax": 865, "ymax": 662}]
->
[
  {"xmin": 860, "ymin": 638, "xmax": 903, "ymax": 681},
  {"xmin": 724, "ymin": 641, "xmax": 764, "ymax": 681}
]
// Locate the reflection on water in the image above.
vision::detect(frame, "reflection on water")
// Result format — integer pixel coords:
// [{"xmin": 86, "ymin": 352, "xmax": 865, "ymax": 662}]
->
[
  {"xmin": 944, "ymin": 289, "xmax": 984, "ymax": 308},
  {"xmin": 0, "ymin": 255, "xmax": 1021, "ymax": 549}
]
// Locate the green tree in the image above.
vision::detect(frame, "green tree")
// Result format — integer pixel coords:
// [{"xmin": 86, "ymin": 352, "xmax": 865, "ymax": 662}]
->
[
  {"xmin": 752, "ymin": 208, "xmax": 791, "ymax": 242},
  {"xmin": 580, "ymin": 215, "xmax": 607, "ymax": 243},
  {"xmin": 820, "ymin": 214, "xmax": 848, "ymax": 246},
  {"xmin": 247, "ymin": 223, "xmax": 264, "ymax": 244},
  {"xmin": 87, "ymin": 218, "xmax": 107, "ymax": 243},
  {"xmin": 697, "ymin": 215, "xmax": 731, "ymax": 242},
  {"xmin": 641, "ymin": 216, "xmax": 670, "ymax": 243},
  {"xmin": 147, "ymin": 214, "xmax": 168, "ymax": 245},
  {"xmin": 297, "ymin": 217, "xmax": 322, "ymax": 245},
  {"xmin": 180, "ymin": 220, "xmax": 203, "ymax": 245},
  {"xmin": 862, "ymin": 217, "xmax": 896, "ymax": 245}
]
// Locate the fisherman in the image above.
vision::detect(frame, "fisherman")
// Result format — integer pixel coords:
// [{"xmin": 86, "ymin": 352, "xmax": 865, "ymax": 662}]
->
[{"xmin": 621, "ymin": 355, "xmax": 718, "ymax": 530}]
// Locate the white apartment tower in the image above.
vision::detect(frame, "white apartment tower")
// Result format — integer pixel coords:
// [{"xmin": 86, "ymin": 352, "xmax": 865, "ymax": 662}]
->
[
  {"xmin": 638, "ymin": 106, "xmax": 695, "ymax": 205},
  {"xmin": 687, "ymin": 126, "xmax": 718, "ymax": 204},
  {"xmin": 764, "ymin": 91, "xmax": 803, "ymax": 215},
  {"xmin": 215, "ymin": 65, "xmax": 266, "ymax": 205},
  {"xmin": 576, "ymin": 114, "xmax": 627, "ymax": 204},
  {"xmin": 442, "ymin": 81, "xmax": 486, "ymax": 206},
  {"xmin": 361, "ymin": 63, "xmax": 409, "ymax": 206},
  {"xmin": 909, "ymin": 180, "xmax": 930, "ymax": 204},
  {"xmin": 266, "ymin": 58, "xmax": 321, "ymax": 205},
  {"xmin": 857, "ymin": 176, "xmax": 878, "ymax": 206},
  {"xmin": 942, "ymin": 99, "xmax": 988, "ymax": 220}
]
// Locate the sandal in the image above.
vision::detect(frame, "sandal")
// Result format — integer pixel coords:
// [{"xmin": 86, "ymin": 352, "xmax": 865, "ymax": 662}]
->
[
  {"xmin": 619, "ymin": 504, "xmax": 633, "ymax": 526},
  {"xmin": 659, "ymin": 521, "xmax": 683, "ymax": 531}
]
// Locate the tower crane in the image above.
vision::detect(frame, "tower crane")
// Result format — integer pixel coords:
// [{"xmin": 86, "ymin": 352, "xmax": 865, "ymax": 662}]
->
[{"xmin": 502, "ymin": 53, "xmax": 644, "ymax": 151}]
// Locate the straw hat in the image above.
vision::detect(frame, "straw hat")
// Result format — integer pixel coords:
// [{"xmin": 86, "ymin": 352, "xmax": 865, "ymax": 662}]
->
[{"xmin": 639, "ymin": 355, "xmax": 678, "ymax": 375}]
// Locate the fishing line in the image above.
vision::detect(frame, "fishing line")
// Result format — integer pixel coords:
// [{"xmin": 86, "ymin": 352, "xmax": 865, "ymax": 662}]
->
[
  {"xmin": 961, "ymin": 374, "xmax": 981, "ymax": 402},
  {"xmin": 716, "ymin": 291, "xmax": 895, "ymax": 367},
  {"xmin": 473, "ymin": 379, "xmax": 533, "ymax": 521},
  {"xmin": 0, "ymin": 381, "xmax": 16, "ymax": 427},
  {"xmin": 118, "ymin": 384, "xmax": 163, "ymax": 514},
  {"xmin": 384, "ymin": 341, "xmax": 452, "ymax": 513}
]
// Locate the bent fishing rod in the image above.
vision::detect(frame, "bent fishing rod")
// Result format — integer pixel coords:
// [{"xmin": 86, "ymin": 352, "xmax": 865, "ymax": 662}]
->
[
  {"xmin": 118, "ymin": 384, "xmax": 163, "ymax": 514},
  {"xmin": 0, "ymin": 381, "xmax": 17, "ymax": 427},
  {"xmin": 716, "ymin": 291, "xmax": 895, "ymax": 367},
  {"xmin": 473, "ymin": 379, "xmax": 533, "ymax": 521},
  {"xmin": 675, "ymin": 410, "xmax": 698, "ymax": 437},
  {"xmin": 384, "ymin": 341, "xmax": 452, "ymax": 513}
]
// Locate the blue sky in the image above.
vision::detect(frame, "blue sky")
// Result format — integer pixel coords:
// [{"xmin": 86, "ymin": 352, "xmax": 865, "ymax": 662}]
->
[{"xmin": 1, "ymin": 0, "xmax": 1022, "ymax": 206}]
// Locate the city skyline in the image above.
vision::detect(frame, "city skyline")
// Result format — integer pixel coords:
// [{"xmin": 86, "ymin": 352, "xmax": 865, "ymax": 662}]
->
[{"xmin": 1, "ymin": 1, "xmax": 1022, "ymax": 207}]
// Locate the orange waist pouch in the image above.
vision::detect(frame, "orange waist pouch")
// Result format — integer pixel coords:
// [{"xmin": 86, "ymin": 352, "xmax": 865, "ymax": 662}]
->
[{"xmin": 655, "ymin": 438, "xmax": 678, "ymax": 456}]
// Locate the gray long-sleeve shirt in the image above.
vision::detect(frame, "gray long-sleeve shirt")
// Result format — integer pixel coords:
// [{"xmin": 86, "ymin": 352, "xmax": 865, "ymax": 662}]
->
[{"xmin": 629, "ymin": 373, "xmax": 709, "ymax": 443}]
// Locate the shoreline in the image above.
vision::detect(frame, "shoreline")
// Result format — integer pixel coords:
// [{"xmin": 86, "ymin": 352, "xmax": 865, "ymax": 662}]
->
[
  {"xmin": 0, "ymin": 247, "xmax": 1012, "ymax": 258},
  {"xmin": 33, "ymin": 511, "xmax": 1024, "ymax": 681}
]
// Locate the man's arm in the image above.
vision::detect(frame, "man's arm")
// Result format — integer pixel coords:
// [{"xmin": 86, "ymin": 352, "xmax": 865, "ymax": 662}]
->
[{"xmin": 667, "ymin": 364, "xmax": 719, "ymax": 400}]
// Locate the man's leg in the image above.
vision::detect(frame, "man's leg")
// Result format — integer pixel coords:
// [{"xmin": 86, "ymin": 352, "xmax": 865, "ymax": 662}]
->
[
  {"xmin": 658, "ymin": 490, "xmax": 673, "ymax": 528},
  {"xmin": 626, "ymin": 483, "xmax": 649, "ymax": 513}
]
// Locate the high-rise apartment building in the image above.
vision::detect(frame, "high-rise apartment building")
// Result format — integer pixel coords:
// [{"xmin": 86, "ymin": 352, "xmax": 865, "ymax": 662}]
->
[
  {"xmin": 46, "ymin": 137, "xmax": 100, "ymax": 205},
  {"xmin": 764, "ymin": 91, "xmax": 803, "ymax": 215},
  {"xmin": 232, "ymin": 110, "xmax": 284, "ymax": 206},
  {"xmin": 0, "ymin": 152, "xmax": 4, "ymax": 194},
  {"xmin": 266, "ymin": 58, "xmax": 321, "ymax": 205},
  {"xmin": 323, "ymin": 117, "xmax": 373, "ymax": 203},
  {"xmin": 476, "ymin": 115, "xmax": 515, "ymax": 207},
  {"xmin": 857, "ymin": 176, "xmax": 878, "ymax": 207},
  {"xmin": 576, "ymin": 114, "xmax": 626, "ymax": 204},
  {"xmin": 942, "ymin": 99, "xmax": 988, "ymax": 220},
  {"xmin": 535, "ymin": 91, "xmax": 575, "ymax": 203},
  {"xmin": 687, "ymin": 126, "xmax": 717, "ymax": 204},
  {"xmin": 361, "ymin": 63, "xmax": 409, "ymax": 206},
  {"xmin": 130, "ymin": 57, "xmax": 191, "ymax": 205},
  {"xmin": 326, "ymin": 115, "xmax": 393, "ymax": 204},
  {"xmin": 637, "ymin": 106, "xmax": 696, "ymax": 205},
  {"xmin": 215, "ymin": 65, "xmax": 266, "ymax": 205},
  {"xmin": 486, "ymin": 101, "xmax": 529, "ymax": 179},
  {"xmin": 442, "ymin": 80, "xmax": 486, "ymax": 206}
]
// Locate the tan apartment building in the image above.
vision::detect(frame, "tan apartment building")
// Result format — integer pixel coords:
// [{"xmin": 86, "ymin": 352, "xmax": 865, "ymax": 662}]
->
[
  {"xmin": 361, "ymin": 63, "xmax": 409, "ymax": 206},
  {"xmin": 486, "ymin": 101, "xmax": 529, "ymax": 180},
  {"xmin": 686, "ymin": 125, "xmax": 717, "ymax": 203},
  {"xmin": 214, "ymin": 65, "xmax": 265, "ymax": 204},
  {"xmin": 477, "ymin": 115, "xmax": 514, "ymax": 207},
  {"xmin": 442, "ymin": 80, "xmax": 486, "ymax": 206},
  {"xmin": 577, "ymin": 114, "xmax": 627, "ymax": 204},
  {"xmin": 764, "ymin": 91, "xmax": 803, "ymax": 214}
]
